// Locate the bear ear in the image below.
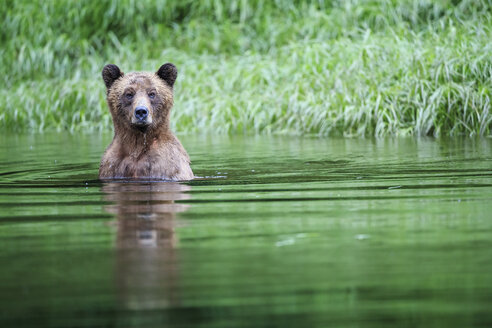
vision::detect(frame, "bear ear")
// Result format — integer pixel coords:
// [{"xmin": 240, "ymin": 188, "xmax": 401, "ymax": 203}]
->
[
  {"xmin": 156, "ymin": 63, "xmax": 177, "ymax": 87},
  {"xmin": 102, "ymin": 64, "xmax": 124, "ymax": 89}
]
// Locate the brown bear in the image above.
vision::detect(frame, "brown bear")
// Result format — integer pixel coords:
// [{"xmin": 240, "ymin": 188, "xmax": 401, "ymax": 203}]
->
[{"xmin": 99, "ymin": 63, "xmax": 194, "ymax": 181}]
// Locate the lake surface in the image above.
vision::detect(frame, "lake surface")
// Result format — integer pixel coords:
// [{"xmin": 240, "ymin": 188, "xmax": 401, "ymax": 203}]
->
[{"xmin": 0, "ymin": 133, "xmax": 491, "ymax": 327}]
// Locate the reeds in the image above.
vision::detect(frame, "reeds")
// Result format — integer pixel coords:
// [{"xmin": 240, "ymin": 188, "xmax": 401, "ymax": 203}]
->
[{"xmin": 1, "ymin": 0, "xmax": 491, "ymax": 136}]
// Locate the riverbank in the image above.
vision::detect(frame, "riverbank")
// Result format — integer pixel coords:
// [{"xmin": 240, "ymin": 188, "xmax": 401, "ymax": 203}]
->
[{"xmin": 1, "ymin": 0, "xmax": 491, "ymax": 136}]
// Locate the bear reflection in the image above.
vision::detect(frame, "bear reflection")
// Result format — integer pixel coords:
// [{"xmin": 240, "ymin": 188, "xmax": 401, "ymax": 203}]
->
[{"xmin": 102, "ymin": 182, "xmax": 191, "ymax": 310}]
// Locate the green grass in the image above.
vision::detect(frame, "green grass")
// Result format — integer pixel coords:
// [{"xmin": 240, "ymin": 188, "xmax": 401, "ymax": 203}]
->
[{"xmin": 1, "ymin": 0, "xmax": 491, "ymax": 136}]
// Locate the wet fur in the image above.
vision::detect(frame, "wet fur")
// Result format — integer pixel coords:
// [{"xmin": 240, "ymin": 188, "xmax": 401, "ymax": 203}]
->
[{"xmin": 99, "ymin": 65, "xmax": 193, "ymax": 181}]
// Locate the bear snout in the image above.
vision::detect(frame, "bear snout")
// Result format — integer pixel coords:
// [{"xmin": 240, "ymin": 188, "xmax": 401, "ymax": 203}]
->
[
  {"xmin": 131, "ymin": 104, "xmax": 153, "ymax": 127},
  {"xmin": 131, "ymin": 95, "xmax": 153, "ymax": 127},
  {"xmin": 134, "ymin": 106, "xmax": 149, "ymax": 121}
]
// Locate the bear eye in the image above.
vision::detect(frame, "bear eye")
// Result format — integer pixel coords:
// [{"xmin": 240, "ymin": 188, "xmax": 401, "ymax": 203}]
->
[
  {"xmin": 148, "ymin": 92, "xmax": 156, "ymax": 99},
  {"xmin": 125, "ymin": 92, "xmax": 134, "ymax": 100}
]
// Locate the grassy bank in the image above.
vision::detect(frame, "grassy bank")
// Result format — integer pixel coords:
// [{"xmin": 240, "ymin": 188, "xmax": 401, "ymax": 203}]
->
[{"xmin": 1, "ymin": 0, "xmax": 491, "ymax": 136}]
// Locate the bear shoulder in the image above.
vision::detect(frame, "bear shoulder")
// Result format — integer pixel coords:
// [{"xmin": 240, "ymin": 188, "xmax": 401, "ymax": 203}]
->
[{"xmin": 99, "ymin": 134, "xmax": 193, "ymax": 181}]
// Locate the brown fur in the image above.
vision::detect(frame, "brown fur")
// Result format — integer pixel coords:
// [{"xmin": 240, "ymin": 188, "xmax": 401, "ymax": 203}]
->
[{"xmin": 99, "ymin": 64, "xmax": 194, "ymax": 181}]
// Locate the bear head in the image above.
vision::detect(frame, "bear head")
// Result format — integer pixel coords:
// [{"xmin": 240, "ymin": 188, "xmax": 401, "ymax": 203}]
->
[{"xmin": 102, "ymin": 63, "xmax": 177, "ymax": 134}]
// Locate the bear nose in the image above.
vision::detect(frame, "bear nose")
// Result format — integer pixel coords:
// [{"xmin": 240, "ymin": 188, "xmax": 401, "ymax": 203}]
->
[{"xmin": 134, "ymin": 106, "xmax": 149, "ymax": 121}]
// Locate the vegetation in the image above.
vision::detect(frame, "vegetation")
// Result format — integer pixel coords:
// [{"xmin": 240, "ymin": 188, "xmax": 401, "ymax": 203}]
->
[{"xmin": 1, "ymin": 0, "xmax": 491, "ymax": 136}]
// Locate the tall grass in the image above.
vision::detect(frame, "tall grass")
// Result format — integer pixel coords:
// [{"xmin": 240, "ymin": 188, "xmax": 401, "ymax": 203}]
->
[{"xmin": 1, "ymin": 0, "xmax": 491, "ymax": 136}]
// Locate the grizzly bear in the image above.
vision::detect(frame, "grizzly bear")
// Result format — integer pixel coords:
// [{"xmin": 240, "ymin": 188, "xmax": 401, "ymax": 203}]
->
[{"xmin": 99, "ymin": 63, "xmax": 194, "ymax": 181}]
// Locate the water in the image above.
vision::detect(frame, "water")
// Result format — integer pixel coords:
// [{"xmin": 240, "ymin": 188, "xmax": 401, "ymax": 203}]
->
[{"xmin": 1, "ymin": 133, "xmax": 492, "ymax": 327}]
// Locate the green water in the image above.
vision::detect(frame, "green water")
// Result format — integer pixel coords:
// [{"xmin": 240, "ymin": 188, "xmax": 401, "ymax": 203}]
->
[{"xmin": 0, "ymin": 134, "xmax": 491, "ymax": 327}]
